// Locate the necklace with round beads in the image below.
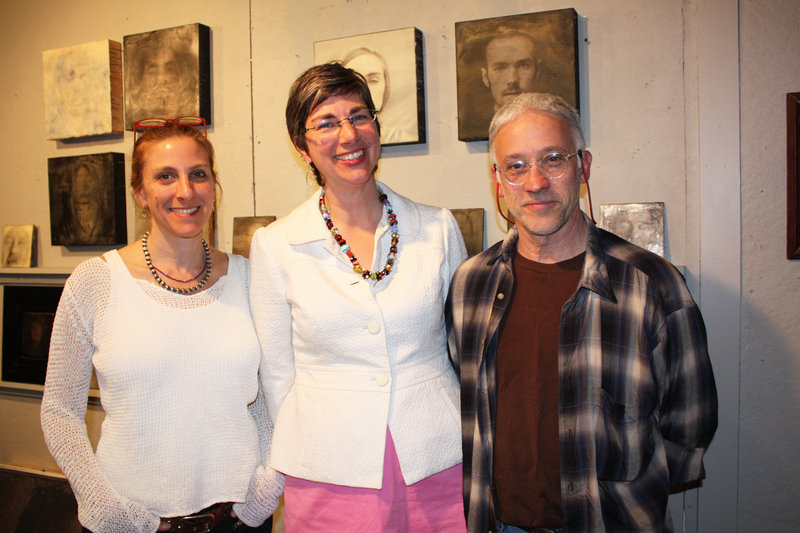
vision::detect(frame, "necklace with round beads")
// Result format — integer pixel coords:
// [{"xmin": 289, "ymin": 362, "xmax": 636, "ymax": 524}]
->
[
  {"xmin": 319, "ymin": 189, "xmax": 398, "ymax": 282},
  {"xmin": 141, "ymin": 232, "xmax": 212, "ymax": 294}
]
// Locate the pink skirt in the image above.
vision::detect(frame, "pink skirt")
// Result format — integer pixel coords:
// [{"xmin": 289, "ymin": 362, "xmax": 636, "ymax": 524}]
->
[{"xmin": 283, "ymin": 429, "xmax": 466, "ymax": 532}]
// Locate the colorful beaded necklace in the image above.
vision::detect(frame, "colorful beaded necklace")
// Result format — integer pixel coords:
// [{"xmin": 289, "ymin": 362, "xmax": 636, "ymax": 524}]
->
[
  {"xmin": 141, "ymin": 232, "xmax": 212, "ymax": 294},
  {"xmin": 319, "ymin": 189, "xmax": 398, "ymax": 282}
]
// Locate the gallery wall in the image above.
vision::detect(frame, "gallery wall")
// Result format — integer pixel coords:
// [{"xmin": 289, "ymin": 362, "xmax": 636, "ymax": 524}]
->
[{"xmin": 1, "ymin": 0, "xmax": 799, "ymax": 530}]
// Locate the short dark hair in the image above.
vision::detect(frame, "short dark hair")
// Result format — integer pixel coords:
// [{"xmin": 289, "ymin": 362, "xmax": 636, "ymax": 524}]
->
[{"xmin": 285, "ymin": 62, "xmax": 380, "ymax": 186}]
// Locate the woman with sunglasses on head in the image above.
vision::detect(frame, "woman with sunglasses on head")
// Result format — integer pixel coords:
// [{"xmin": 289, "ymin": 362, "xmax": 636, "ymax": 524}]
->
[
  {"xmin": 248, "ymin": 63, "xmax": 467, "ymax": 532},
  {"xmin": 41, "ymin": 119, "xmax": 283, "ymax": 533}
]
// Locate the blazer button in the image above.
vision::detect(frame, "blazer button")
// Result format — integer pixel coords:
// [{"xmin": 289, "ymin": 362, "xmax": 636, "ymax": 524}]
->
[
  {"xmin": 375, "ymin": 374, "xmax": 389, "ymax": 387},
  {"xmin": 367, "ymin": 322, "xmax": 381, "ymax": 334}
]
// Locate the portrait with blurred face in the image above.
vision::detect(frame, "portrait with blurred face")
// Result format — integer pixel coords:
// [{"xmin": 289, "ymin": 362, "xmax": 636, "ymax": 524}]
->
[
  {"xmin": 123, "ymin": 24, "xmax": 210, "ymax": 129},
  {"xmin": 48, "ymin": 153, "xmax": 127, "ymax": 246},
  {"xmin": 42, "ymin": 40, "xmax": 123, "ymax": 139},
  {"xmin": 314, "ymin": 28, "xmax": 425, "ymax": 145},
  {"xmin": 2, "ymin": 225, "xmax": 35, "ymax": 267}
]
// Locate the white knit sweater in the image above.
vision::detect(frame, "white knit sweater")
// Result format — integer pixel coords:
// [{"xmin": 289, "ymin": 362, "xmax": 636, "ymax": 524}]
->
[{"xmin": 41, "ymin": 251, "xmax": 283, "ymax": 533}]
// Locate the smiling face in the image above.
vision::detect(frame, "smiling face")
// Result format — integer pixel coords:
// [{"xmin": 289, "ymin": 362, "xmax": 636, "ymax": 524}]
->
[
  {"xmin": 296, "ymin": 93, "xmax": 381, "ymax": 192},
  {"xmin": 481, "ymin": 34, "xmax": 539, "ymax": 110},
  {"xmin": 494, "ymin": 110, "xmax": 591, "ymax": 259},
  {"xmin": 135, "ymin": 136, "xmax": 215, "ymax": 241}
]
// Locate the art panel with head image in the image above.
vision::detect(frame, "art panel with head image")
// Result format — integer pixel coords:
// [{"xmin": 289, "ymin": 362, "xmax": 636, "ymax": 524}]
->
[
  {"xmin": 455, "ymin": 8, "xmax": 579, "ymax": 142},
  {"xmin": 123, "ymin": 23, "xmax": 211, "ymax": 130},
  {"xmin": 2, "ymin": 225, "xmax": 36, "ymax": 268},
  {"xmin": 42, "ymin": 39, "xmax": 123, "ymax": 140},
  {"xmin": 600, "ymin": 202, "xmax": 665, "ymax": 257},
  {"xmin": 314, "ymin": 27, "xmax": 425, "ymax": 146},
  {"xmin": 48, "ymin": 153, "xmax": 127, "ymax": 246}
]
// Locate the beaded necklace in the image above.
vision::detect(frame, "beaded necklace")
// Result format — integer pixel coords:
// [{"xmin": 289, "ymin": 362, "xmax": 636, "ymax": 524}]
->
[
  {"xmin": 141, "ymin": 232, "xmax": 212, "ymax": 294},
  {"xmin": 319, "ymin": 189, "xmax": 398, "ymax": 282}
]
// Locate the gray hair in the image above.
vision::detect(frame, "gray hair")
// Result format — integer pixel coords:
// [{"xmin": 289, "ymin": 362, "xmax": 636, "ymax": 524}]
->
[{"xmin": 488, "ymin": 92, "xmax": 584, "ymax": 164}]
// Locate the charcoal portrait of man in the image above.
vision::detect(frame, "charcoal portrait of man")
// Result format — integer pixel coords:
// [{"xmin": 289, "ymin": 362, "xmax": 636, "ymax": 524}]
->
[{"xmin": 456, "ymin": 9, "xmax": 579, "ymax": 141}]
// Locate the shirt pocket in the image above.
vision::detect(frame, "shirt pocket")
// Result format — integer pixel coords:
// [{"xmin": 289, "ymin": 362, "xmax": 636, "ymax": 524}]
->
[{"xmin": 593, "ymin": 386, "xmax": 655, "ymax": 482}]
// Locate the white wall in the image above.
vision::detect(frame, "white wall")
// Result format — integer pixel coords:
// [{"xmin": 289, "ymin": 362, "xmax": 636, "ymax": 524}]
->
[
  {"xmin": 1, "ymin": 0, "xmax": 798, "ymax": 530},
  {"xmin": 739, "ymin": 0, "xmax": 800, "ymax": 530}
]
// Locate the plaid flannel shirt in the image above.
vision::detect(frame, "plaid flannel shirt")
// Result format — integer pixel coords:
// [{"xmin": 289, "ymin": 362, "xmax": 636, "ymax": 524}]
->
[{"xmin": 446, "ymin": 216, "xmax": 718, "ymax": 532}]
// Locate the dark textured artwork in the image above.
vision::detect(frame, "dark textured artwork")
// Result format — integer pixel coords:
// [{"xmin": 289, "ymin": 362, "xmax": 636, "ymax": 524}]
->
[
  {"xmin": 48, "ymin": 153, "xmax": 126, "ymax": 246},
  {"xmin": 123, "ymin": 23, "xmax": 211, "ymax": 129},
  {"xmin": 2, "ymin": 285, "xmax": 63, "ymax": 387},
  {"xmin": 455, "ymin": 9, "xmax": 579, "ymax": 141}
]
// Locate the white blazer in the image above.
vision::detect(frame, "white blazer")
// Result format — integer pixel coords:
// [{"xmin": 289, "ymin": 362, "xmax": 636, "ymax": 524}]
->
[{"xmin": 248, "ymin": 184, "xmax": 467, "ymax": 489}]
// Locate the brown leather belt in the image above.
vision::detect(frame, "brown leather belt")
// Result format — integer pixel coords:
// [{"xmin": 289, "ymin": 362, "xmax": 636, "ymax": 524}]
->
[{"xmin": 162, "ymin": 502, "xmax": 233, "ymax": 533}]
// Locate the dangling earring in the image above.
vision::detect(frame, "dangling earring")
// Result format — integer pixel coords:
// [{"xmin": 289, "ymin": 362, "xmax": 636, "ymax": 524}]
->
[
  {"xmin": 304, "ymin": 165, "xmax": 314, "ymax": 186},
  {"xmin": 141, "ymin": 206, "xmax": 150, "ymax": 218}
]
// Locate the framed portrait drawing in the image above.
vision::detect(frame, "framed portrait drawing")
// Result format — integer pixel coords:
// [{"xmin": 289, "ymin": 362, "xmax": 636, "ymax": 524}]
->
[
  {"xmin": 455, "ymin": 8, "xmax": 579, "ymax": 142},
  {"xmin": 314, "ymin": 27, "xmax": 425, "ymax": 146},
  {"xmin": 42, "ymin": 40, "xmax": 123, "ymax": 140},
  {"xmin": 123, "ymin": 23, "xmax": 211, "ymax": 129},
  {"xmin": 600, "ymin": 202, "xmax": 665, "ymax": 257},
  {"xmin": 2, "ymin": 225, "xmax": 36, "ymax": 268},
  {"xmin": 1, "ymin": 285, "xmax": 62, "ymax": 388},
  {"xmin": 48, "ymin": 153, "xmax": 127, "ymax": 246},
  {"xmin": 450, "ymin": 208, "xmax": 485, "ymax": 257},
  {"xmin": 232, "ymin": 216, "xmax": 276, "ymax": 258},
  {"xmin": 788, "ymin": 92, "xmax": 800, "ymax": 259}
]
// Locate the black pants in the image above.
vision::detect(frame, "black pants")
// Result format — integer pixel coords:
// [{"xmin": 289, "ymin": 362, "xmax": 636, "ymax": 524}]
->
[{"xmin": 82, "ymin": 515, "xmax": 273, "ymax": 533}]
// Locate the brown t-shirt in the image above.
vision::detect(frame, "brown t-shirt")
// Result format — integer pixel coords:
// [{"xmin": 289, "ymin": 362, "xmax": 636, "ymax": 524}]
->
[{"xmin": 493, "ymin": 252, "xmax": 584, "ymax": 528}]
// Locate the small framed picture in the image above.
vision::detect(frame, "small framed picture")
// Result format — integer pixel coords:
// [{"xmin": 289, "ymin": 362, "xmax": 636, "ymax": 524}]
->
[
  {"xmin": 48, "ymin": 153, "xmax": 127, "ymax": 246},
  {"xmin": 1, "ymin": 285, "xmax": 62, "ymax": 388},
  {"xmin": 124, "ymin": 23, "xmax": 211, "ymax": 129},
  {"xmin": 42, "ymin": 39, "xmax": 123, "ymax": 140},
  {"xmin": 232, "ymin": 216, "xmax": 276, "ymax": 258},
  {"xmin": 2, "ymin": 225, "xmax": 36, "ymax": 268},
  {"xmin": 599, "ymin": 202, "xmax": 665, "ymax": 257},
  {"xmin": 315, "ymin": 27, "xmax": 425, "ymax": 146},
  {"xmin": 455, "ymin": 8, "xmax": 579, "ymax": 141}
]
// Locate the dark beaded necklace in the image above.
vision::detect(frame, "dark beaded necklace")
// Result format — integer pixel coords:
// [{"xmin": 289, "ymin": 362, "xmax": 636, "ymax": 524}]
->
[
  {"xmin": 319, "ymin": 189, "xmax": 398, "ymax": 282},
  {"xmin": 141, "ymin": 232, "xmax": 212, "ymax": 294}
]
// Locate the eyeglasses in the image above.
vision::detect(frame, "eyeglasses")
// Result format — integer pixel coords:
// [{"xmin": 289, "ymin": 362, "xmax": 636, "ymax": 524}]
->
[
  {"xmin": 304, "ymin": 109, "xmax": 378, "ymax": 137},
  {"xmin": 133, "ymin": 116, "xmax": 207, "ymax": 143},
  {"xmin": 493, "ymin": 151, "xmax": 581, "ymax": 186}
]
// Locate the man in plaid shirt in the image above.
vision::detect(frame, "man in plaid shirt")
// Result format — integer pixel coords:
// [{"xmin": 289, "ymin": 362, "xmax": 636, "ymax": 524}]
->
[{"xmin": 446, "ymin": 93, "xmax": 718, "ymax": 533}]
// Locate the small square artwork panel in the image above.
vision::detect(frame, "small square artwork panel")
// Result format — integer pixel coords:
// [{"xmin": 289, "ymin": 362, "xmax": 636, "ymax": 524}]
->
[
  {"xmin": 315, "ymin": 27, "xmax": 425, "ymax": 146},
  {"xmin": 43, "ymin": 40, "xmax": 123, "ymax": 140},
  {"xmin": 599, "ymin": 202, "xmax": 665, "ymax": 257},
  {"xmin": 48, "ymin": 153, "xmax": 127, "ymax": 246},
  {"xmin": 455, "ymin": 9, "xmax": 579, "ymax": 142},
  {"xmin": 124, "ymin": 23, "xmax": 211, "ymax": 129},
  {"xmin": 232, "ymin": 216, "xmax": 276, "ymax": 258}
]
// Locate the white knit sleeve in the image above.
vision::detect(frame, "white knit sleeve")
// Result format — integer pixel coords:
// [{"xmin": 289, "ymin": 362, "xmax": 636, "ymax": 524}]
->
[
  {"xmin": 232, "ymin": 379, "xmax": 285, "ymax": 526},
  {"xmin": 40, "ymin": 259, "xmax": 161, "ymax": 533}
]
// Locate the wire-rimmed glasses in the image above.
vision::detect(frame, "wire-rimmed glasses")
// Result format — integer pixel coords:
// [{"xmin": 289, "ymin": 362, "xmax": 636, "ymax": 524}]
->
[
  {"xmin": 304, "ymin": 109, "xmax": 378, "ymax": 137},
  {"xmin": 133, "ymin": 116, "xmax": 207, "ymax": 143},
  {"xmin": 494, "ymin": 151, "xmax": 581, "ymax": 186}
]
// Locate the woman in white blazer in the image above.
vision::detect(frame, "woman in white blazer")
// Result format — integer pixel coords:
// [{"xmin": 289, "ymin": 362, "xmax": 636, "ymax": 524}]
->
[{"xmin": 248, "ymin": 63, "xmax": 468, "ymax": 532}]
